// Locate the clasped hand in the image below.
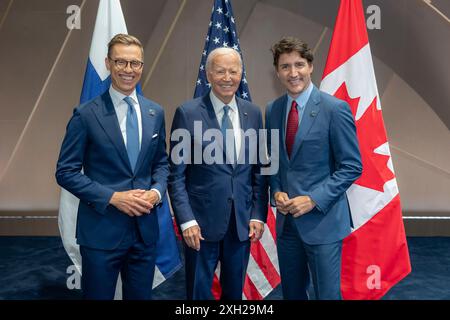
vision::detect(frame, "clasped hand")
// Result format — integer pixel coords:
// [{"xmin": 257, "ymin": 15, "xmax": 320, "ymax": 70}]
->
[
  {"xmin": 274, "ymin": 192, "xmax": 316, "ymax": 217},
  {"xmin": 109, "ymin": 189, "xmax": 159, "ymax": 217}
]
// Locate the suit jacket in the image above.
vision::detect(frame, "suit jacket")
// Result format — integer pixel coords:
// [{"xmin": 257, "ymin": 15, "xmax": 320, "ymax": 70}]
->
[
  {"xmin": 168, "ymin": 93, "xmax": 268, "ymax": 242},
  {"xmin": 266, "ymin": 85, "xmax": 362, "ymax": 245},
  {"xmin": 56, "ymin": 91, "xmax": 169, "ymax": 250}
]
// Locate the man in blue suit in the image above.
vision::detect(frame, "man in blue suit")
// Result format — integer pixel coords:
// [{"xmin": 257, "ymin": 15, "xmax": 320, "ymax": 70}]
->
[
  {"xmin": 168, "ymin": 48, "xmax": 267, "ymax": 300},
  {"xmin": 266, "ymin": 37, "xmax": 362, "ymax": 300},
  {"xmin": 55, "ymin": 34, "xmax": 168, "ymax": 300}
]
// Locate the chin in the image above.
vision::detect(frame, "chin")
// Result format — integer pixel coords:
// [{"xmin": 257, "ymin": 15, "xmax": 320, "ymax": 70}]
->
[
  {"xmin": 292, "ymin": 87, "xmax": 305, "ymax": 95},
  {"xmin": 120, "ymin": 86, "xmax": 135, "ymax": 93}
]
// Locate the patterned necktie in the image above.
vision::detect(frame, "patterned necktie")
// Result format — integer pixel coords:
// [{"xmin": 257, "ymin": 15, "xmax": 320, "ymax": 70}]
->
[
  {"xmin": 124, "ymin": 96, "xmax": 139, "ymax": 171},
  {"xmin": 221, "ymin": 105, "xmax": 236, "ymax": 166},
  {"xmin": 286, "ymin": 100, "xmax": 299, "ymax": 158}
]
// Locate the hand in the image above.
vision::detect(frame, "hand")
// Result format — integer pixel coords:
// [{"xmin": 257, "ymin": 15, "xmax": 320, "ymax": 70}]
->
[
  {"xmin": 284, "ymin": 196, "xmax": 316, "ymax": 218},
  {"xmin": 109, "ymin": 190, "xmax": 153, "ymax": 217},
  {"xmin": 249, "ymin": 221, "xmax": 264, "ymax": 242},
  {"xmin": 183, "ymin": 225, "xmax": 204, "ymax": 251},
  {"xmin": 274, "ymin": 192, "xmax": 290, "ymax": 215},
  {"xmin": 138, "ymin": 190, "xmax": 160, "ymax": 207}
]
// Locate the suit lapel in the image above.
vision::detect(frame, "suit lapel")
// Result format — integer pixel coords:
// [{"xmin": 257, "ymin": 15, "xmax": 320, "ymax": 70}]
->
[
  {"xmin": 289, "ymin": 86, "xmax": 321, "ymax": 162},
  {"xmin": 199, "ymin": 94, "xmax": 221, "ymax": 131},
  {"xmin": 200, "ymin": 94, "xmax": 233, "ymax": 170},
  {"xmin": 275, "ymin": 94, "xmax": 289, "ymax": 163},
  {"xmin": 92, "ymin": 92, "xmax": 131, "ymax": 170},
  {"xmin": 236, "ymin": 98, "xmax": 249, "ymax": 169},
  {"xmin": 134, "ymin": 95, "xmax": 156, "ymax": 173}
]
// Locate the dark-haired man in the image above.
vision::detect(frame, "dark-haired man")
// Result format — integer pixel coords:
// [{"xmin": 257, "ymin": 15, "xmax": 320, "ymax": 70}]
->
[{"xmin": 266, "ymin": 37, "xmax": 362, "ymax": 299}]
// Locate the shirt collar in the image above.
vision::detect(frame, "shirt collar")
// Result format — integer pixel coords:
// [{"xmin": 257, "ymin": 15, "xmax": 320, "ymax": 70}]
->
[
  {"xmin": 109, "ymin": 86, "xmax": 138, "ymax": 107},
  {"xmin": 209, "ymin": 90, "xmax": 238, "ymax": 115},
  {"xmin": 287, "ymin": 82, "xmax": 314, "ymax": 110}
]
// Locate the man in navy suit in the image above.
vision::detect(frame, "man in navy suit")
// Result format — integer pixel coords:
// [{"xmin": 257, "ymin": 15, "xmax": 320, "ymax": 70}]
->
[
  {"xmin": 55, "ymin": 34, "xmax": 168, "ymax": 300},
  {"xmin": 266, "ymin": 37, "xmax": 362, "ymax": 300},
  {"xmin": 168, "ymin": 48, "xmax": 267, "ymax": 300}
]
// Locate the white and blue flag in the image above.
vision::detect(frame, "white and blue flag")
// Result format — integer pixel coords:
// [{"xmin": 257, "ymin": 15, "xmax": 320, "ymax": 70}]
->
[{"xmin": 58, "ymin": 0, "xmax": 181, "ymax": 292}]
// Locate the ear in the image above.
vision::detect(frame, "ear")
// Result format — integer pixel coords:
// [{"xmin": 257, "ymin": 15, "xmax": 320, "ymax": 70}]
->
[{"xmin": 105, "ymin": 57, "xmax": 111, "ymax": 72}]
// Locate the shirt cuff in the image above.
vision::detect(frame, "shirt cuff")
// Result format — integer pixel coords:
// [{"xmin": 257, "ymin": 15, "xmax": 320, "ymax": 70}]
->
[
  {"xmin": 150, "ymin": 188, "xmax": 161, "ymax": 204},
  {"xmin": 250, "ymin": 219, "xmax": 264, "ymax": 224},
  {"xmin": 180, "ymin": 220, "xmax": 198, "ymax": 232}
]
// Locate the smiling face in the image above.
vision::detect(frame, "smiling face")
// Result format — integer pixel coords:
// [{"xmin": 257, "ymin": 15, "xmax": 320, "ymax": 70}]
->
[
  {"xmin": 276, "ymin": 51, "xmax": 313, "ymax": 99},
  {"xmin": 206, "ymin": 51, "xmax": 242, "ymax": 104},
  {"xmin": 105, "ymin": 43, "xmax": 143, "ymax": 96}
]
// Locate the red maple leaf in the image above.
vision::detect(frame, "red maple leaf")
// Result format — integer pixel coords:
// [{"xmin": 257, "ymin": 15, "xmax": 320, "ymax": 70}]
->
[{"xmin": 334, "ymin": 83, "xmax": 394, "ymax": 192}]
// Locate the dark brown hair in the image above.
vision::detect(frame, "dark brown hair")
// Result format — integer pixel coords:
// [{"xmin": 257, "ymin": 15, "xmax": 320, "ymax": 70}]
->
[{"xmin": 271, "ymin": 36, "xmax": 314, "ymax": 68}]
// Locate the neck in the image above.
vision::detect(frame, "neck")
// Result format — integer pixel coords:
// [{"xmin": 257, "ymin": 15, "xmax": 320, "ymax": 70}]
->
[{"xmin": 111, "ymin": 84, "xmax": 135, "ymax": 96}]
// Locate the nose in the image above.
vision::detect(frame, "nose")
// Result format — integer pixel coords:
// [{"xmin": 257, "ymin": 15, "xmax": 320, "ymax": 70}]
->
[
  {"xmin": 223, "ymin": 71, "xmax": 232, "ymax": 81},
  {"xmin": 124, "ymin": 61, "xmax": 133, "ymax": 72},
  {"xmin": 288, "ymin": 65, "xmax": 298, "ymax": 77}
]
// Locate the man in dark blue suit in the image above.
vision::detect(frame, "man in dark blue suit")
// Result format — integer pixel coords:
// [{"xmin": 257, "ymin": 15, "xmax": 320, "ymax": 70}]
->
[
  {"xmin": 168, "ymin": 48, "xmax": 267, "ymax": 300},
  {"xmin": 266, "ymin": 37, "xmax": 362, "ymax": 300},
  {"xmin": 55, "ymin": 34, "xmax": 168, "ymax": 300}
]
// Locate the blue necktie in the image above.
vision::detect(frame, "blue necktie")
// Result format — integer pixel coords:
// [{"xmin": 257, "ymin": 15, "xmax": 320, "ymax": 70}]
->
[
  {"xmin": 124, "ymin": 96, "xmax": 139, "ymax": 171},
  {"xmin": 221, "ymin": 105, "xmax": 236, "ymax": 166}
]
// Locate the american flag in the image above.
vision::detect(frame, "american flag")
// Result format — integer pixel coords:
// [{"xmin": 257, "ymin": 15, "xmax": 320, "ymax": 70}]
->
[
  {"xmin": 194, "ymin": 0, "xmax": 250, "ymax": 101},
  {"xmin": 193, "ymin": 0, "xmax": 280, "ymax": 300}
]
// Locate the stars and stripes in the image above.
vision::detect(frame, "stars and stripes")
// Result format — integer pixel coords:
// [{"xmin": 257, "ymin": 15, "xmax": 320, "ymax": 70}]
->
[{"xmin": 193, "ymin": 0, "xmax": 251, "ymax": 101}]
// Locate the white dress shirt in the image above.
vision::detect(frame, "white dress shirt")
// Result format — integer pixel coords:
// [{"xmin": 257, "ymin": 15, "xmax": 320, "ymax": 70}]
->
[
  {"xmin": 109, "ymin": 86, "xmax": 143, "ymax": 148},
  {"xmin": 180, "ymin": 91, "xmax": 262, "ymax": 233},
  {"xmin": 209, "ymin": 90, "xmax": 241, "ymax": 156},
  {"xmin": 109, "ymin": 86, "xmax": 161, "ymax": 202}
]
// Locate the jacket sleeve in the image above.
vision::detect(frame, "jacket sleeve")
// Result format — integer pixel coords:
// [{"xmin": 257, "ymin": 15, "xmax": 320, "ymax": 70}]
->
[
  {"xmin": 308, "ymin": 101, "xmax": 362, "ymax": 213},
  {"xmin": 150, "ymin": 108, "xmax": 169, "ymax": 198},
  {"xmin": 167, "ymin": 106, "xmax": 196, "ymax": 225},
  {"xmin": 55, "ymin": 108, "xmax": 115, "ymax": 215},
  {"xmin": 265, "ymin": 102, "xmax": 282, "ymax": 207},
  {"xmin": 250, "ymin": 109, "xmax": 268, "ymax": 222}
]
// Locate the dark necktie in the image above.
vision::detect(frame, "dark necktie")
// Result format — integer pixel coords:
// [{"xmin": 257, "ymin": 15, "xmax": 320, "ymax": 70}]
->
[
  {"xmin": 286, "ymin": 100, "xmax": 299, "ymax": 158},
  {"xmin": 124, "ymin": 97, "xmax": 139, "ymax": 171},
  {"xmin": 221, "ymin": 105, "xmax": 236, "ymax": 166}
]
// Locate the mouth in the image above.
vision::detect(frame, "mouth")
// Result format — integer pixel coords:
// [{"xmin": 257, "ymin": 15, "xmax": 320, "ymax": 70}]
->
[
  {"xmin": 119, "ymin": 74, "xmax": 135, "ymax": 83},
  {"xmin": 219, "ymin": 84, "xmax": 234, "ymax": 90},
  {"xmin": 288, "ymin": 78, "xmax": 303, "ymax": 86}
]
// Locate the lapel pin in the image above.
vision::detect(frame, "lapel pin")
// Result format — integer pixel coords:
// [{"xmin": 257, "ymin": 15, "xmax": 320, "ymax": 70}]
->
[
  {"xmin": 310, "ymin": 111, "xmax": 317, "ymax": 117},
  {"xmin": 148, "ymin": 109, "xmax": 155, "ymax": 116}
]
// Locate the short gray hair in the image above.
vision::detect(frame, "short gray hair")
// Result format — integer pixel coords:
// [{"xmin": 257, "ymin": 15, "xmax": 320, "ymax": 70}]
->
[{"xmin": 205, "ymin": 47, "xmax": 242, "ymax": 72}]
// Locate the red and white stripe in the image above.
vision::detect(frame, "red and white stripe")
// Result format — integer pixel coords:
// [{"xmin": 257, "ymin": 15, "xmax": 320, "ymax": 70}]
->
[
  {"xmin": 243, "ymin": 206, "xmax": 280, "ymax": 299},
  {"xmin": 211, "ymin": 206, "xmax": 281, "ymax": 300}
]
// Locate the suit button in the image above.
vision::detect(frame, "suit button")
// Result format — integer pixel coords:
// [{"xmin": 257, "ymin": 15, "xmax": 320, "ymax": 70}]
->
[{"xmin": 228, "ymin": 198, "xmax": 232, "ymax": 203}]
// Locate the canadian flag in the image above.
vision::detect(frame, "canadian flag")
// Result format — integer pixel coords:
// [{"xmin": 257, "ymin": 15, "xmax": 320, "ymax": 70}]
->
[{"xmin": 320, "ymin": 0, "xmax": 411, "ymax": 299}]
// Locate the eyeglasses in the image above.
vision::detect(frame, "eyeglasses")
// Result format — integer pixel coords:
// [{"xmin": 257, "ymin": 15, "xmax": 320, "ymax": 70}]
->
[{"xmin": 109, "ymin": 58, "xmax": 144, "ymax": 71}]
